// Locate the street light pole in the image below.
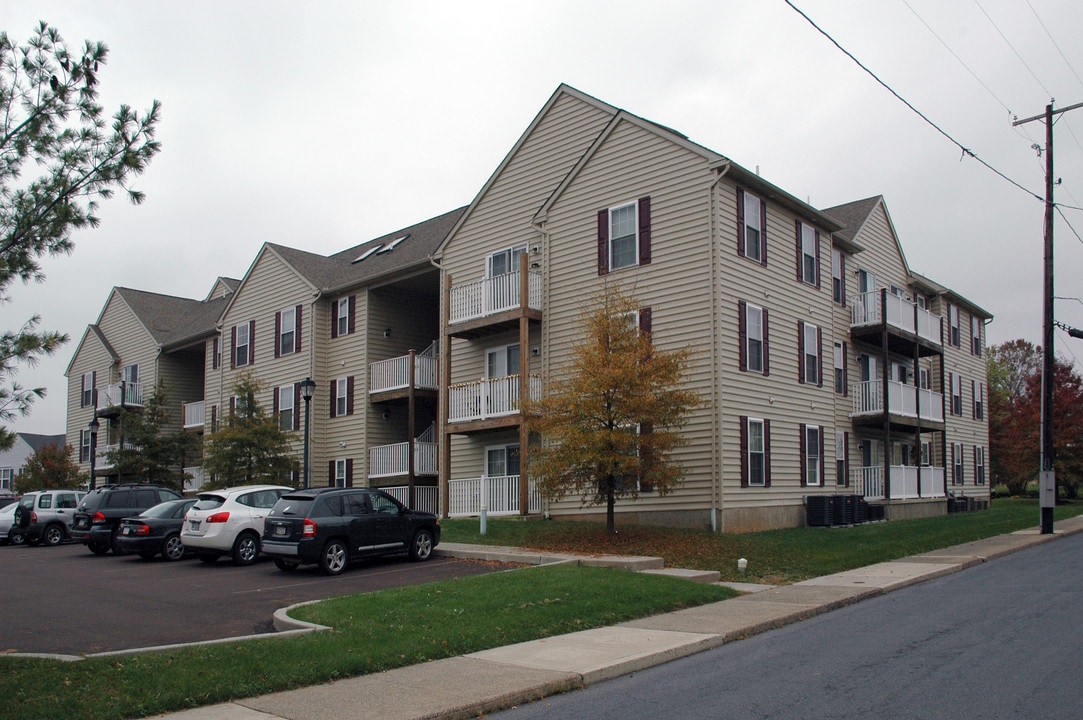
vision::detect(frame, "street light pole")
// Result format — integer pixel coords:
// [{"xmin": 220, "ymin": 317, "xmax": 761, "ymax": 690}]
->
[
  {"xmin": 300, "ymin": 377, "xmax": 315, "ymax": 489},
  {"xmin": 87, "ymin": 416, "xmax": 100, "ymax": 491}
]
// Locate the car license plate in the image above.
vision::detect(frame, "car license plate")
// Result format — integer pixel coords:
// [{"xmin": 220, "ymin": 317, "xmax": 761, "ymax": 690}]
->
[
  {"xmin": 275, "ymin": 525, "xmax": 287, "ymax": 536},
  {"xmin": 190, "ymin": 520, "xmax": 200, "ymax": 531},
  {"xmin": 123, "ymin": 526, "xmax": 131, "ymax": 535}
]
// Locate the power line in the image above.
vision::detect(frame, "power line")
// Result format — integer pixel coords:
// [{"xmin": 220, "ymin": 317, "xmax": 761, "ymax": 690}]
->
[
  {"xmin": 1025, "ymin": 0, "xmax": 1083, "ymax": 92},
  {"xmin": 785, "ymin": 1, "xmax": 1042, "ymax": 203},
  {"xmin": 974, "ymin": 0, "xmax": 1053, "ymax": 99}
]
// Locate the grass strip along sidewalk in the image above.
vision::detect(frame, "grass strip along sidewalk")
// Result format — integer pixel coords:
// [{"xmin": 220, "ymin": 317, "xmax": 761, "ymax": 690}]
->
[{"xmin": 4, "ymin": 498, "xmax": 1080, "ymax": 720}]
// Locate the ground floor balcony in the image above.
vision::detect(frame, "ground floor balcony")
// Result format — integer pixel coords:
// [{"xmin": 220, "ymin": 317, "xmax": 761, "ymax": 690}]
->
[
  {"xmin": 368, "ymin": 441, "xmax": 439, "ymax": 479},
  {"xmin": 183, "ymin": 400, "xmax": 205, "ymax": 430},
  {"xmin": 446, "ymin": 475, "xmax": 541, "ymax": 517},
  {"xmin": 95, "ymin": 382, "xmax": 144, "ymax": 416},
  {"xmin": 380, "ymin": 485, "xmax": 440, "ymax": 516},
  {"xmin": 183, "ymin": 466, "xmax": 206, "ymax": 492},
  {"xmin": 856, "ymin": 465, "xmax": 945, "ymax": 501},
  {"xmin": 447, "ymin": 374, "xmax": 541, "ymax": 425},
  {"xmin": 851, "ymin": 380, "xmax": 944, "ymax": 426}
]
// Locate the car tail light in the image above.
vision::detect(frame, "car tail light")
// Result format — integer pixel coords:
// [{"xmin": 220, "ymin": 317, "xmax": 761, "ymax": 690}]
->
[
  {"xmin": 92, "ymin": 511, "xmax": 106, "ymax": 523},
  {"xmin": 206, "ymin": 512, "xmax": 230, "ymax": 523},
  {"xmin": 302, "ymin": 518, "xmax": 317, "ymax": 538},
  {"xmin": 134, "ymin": 524, "xmax": 150, "ymax": 536},
  {"xmin": 31, "ymin": 511, "xmax": 38, "ymax": 523}
]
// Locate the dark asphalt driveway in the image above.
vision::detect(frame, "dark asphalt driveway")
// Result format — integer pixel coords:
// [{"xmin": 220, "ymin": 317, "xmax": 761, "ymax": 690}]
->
[{"xmin": 0, "ymin": 542, "xmax": 512, "ymax": 655}]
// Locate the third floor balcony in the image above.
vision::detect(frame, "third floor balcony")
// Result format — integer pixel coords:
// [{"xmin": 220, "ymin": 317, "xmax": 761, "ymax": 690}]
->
[
  {"xmin": 851, "ymin": 290, "xmax": 942, "ymax": 356},
  {"xmin": 448, "ymin": 269, "xmax": 542, "ymax": 339}
]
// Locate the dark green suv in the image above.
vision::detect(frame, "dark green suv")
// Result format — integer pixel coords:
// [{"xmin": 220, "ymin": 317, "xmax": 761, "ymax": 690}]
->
[{"xmin": 71, "ymin": 484, "xmax": 183, "ymax": 554}]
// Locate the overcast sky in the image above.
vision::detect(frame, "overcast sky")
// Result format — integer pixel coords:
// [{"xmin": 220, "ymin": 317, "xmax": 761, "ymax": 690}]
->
[{"xmin": 6, "ymin": 0, "xmax": 1083, "ymax": 436}]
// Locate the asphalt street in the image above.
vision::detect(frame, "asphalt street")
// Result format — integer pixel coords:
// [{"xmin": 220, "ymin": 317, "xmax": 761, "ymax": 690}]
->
[
  {"xmin": 487, "ymin": 531, "xmax": 1083, "ymax": 720},
  {"xmin": 0, "ymin": 542, "xmax": 513, "ymax": 655}
]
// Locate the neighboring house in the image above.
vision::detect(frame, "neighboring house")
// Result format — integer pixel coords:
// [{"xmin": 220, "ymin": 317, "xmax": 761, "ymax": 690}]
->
[
  {"xmin": 65, "ymin": 279, "xmax": 237, "ymax": 488},
  {"xmin": 198, "ymin": 208, "xmax": 464, "ymax": 510},
  {"xmin": 433, "ymin": 84, "xmax": 991, "ymax": 531},
  {"xmin": 0, "ymin": 433, "xmax": 67, "ymax": 492}
]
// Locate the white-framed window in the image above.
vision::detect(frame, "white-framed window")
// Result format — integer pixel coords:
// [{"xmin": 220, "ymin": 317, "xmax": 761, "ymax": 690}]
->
[
  {"xmin": 80, "ymin": 429, "xmax": 92, "ymax": 463},
  {"xmin": 334, "ymin": 458, "xmax": 347, "ymax": 487},
  {"xmin": 122, "ymin": 363, "xmax": 138, "ymax": 383},
  {"xmin": 803, "ymin": 424, "xmax": 822, "ymax": 486},
  {"xmin": 921, "ymin": 440, "xmax": 933, "ymax": 466},
  {"xmin": 890, "ymin": 285, "xmax": 905, "ymax": 298},
  {"xmin": 834, "ymin": 342, "xmax": 846, "ymax": 395},
  {"xmin": 741, "ymin": 191, "xmax": 764, "ymax": 262},
  {"xmin": 486, "ymin": 444, "xmax": 521, "ymax": 478},
  {"xmin": 81, "ymin": 372, "xmax": 95, "ymax": 407},
  {"xmin": 745, "ymin": 303, "xmax": 765, "ymax": 374},
  {"xmin": 951, "ymin": 374, "xmax": 963, "ymax": 416},
  {"xmin": 335, "ymin": 297, "xmax": 351, "ymax": 337},
  {"xmin": 949, "ymin": 304, "xmax": 961, "ymax": 347},
  {"xmin": 916, "ymin": 294, "xmax": 928, "ymax": 309},
  {"xmin": 919, "ymin": 366, "xmax": 931, "ymax": 390},
  {"xmin": 608, "ymin": 202, "xmax": 638, "ymax": 271},
  {"xmin": 335, "ymin": 377, "xmax": 349, "ymax": 417},
  {"xmin": 747, "ymin": 418, "xmax": 766, "ymax": 487},
  {"xmin": 277, "ymin": 385, "xmax": 295, "ymax": 431},
  {"xmin": 835, "ymin": 431, "xmax": 847, "ymax": 487},
  {"xmin": 952, "ymin": 442, "xmax": 965, "ymax": 485},
  {"xmin": 971, "ymin": 315, "xmax": 982, "ymax": 356},
  {"xmin": 975, "ymin": 446, "xmax": 986, "ymax": 485},
  {"xmin": 277, "ymin": 306, "xmax": 297, "ymax": 356},
  {"xmin": 0, "ymin": 467, "xmax": 12, "ymax": 490},
  {"xmin": 799, "ymin": 222, "xmax": 818, "ymax": 285},
  {"xmin": 801, "ymin": 321, "xmax": 820, "ymax": 385},
  {"xmin": 973, "ymin": 380, "xmax": 984, "ymax": 420},
  {"xmin": 487, "ymin": 244, "xmax": 527, "ymax": 277},
  {"xmin": 212, "ymin": 336, "xmax": 222, "ymax": 370},
  {"xmin": 485, "ymin": 343, "xmax": 520, "ymax": 378},
  {"xmin": 831, "ymin": 248, "xmax": 844, "ymax": 305},
  {"xmin": 234, "ymin": 322, "xmax": 251, "ymax": 367}
]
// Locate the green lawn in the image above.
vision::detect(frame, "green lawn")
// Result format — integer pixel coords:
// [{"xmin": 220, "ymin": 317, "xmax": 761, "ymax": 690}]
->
[{"xmin": 2, "ymin": 498, "xmax": 1077, "ymax": 720}]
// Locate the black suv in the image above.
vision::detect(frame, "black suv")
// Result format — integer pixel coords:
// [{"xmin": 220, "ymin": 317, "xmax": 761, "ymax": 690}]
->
[
  {"xmin": 262, "ymin": 487, "xmax": 440, "ymax": 575},
  {"xmin": 72, "ymin": 484, "xmax": 183, "ymax": 554}
]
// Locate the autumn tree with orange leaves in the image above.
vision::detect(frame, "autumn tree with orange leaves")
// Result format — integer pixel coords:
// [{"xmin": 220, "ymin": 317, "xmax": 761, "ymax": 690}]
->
[{"xmin": 524, "ymin": 286, "xmax": 702, "ymax": 534}]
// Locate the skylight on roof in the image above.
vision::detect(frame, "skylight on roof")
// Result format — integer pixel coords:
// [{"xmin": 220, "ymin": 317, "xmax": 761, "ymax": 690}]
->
[
  {"xmin": 352, "ymin": 244, "xmax": 383, "ymax": 263},
  {"xmin": 376, "ymin": 234, "xmax": 409, "ymax": 254}
]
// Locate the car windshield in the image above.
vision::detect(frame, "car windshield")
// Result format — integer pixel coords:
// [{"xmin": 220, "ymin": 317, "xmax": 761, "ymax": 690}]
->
[
  {"xmin": 141, "ymin": 500, "xmax": 186, "ymax": 519},
  {"xmin": 192, "ymin": 494, "xmax": 226, "ymax": 511}
]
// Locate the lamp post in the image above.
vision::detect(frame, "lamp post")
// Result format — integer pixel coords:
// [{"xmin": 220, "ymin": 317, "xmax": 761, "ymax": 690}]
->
[
  {"xmin": 299, "ymin": 377, "xmax": 315, "ymax": 489},
  {"xmin": 87, "ymin": 416, "xmax": 100, "ymax": 491}
]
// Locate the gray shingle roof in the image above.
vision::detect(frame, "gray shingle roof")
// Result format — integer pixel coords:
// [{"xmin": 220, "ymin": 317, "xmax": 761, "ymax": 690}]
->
[
  {"xmin": 822, "ymin": 196, "xmax": 882, "ymax": 244},
  {"xmin": 20, "ymin": 433, "xmax": 66, "ymax": 453},
  {"xmin": 115, "ymin": 287, "xmax": 230, "ymax": 349}
]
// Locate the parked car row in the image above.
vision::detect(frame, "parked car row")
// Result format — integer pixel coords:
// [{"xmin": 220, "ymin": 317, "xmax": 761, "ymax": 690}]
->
[{"xmin": 4, "ymin": 483, "xmax": 441, "ymax": 575}]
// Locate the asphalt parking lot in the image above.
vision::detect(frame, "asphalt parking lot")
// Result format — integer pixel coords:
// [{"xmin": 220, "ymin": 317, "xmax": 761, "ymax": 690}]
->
[{"xmin": 0, "ymin": 541, "xmax": 514, "ymax": 656}]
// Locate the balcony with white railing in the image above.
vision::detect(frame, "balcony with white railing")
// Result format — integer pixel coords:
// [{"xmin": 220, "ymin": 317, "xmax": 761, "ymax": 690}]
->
[
  {"xmin": 380, "ymin": 485, "xmax": 440, "ymax": 516},
  {"xmin": 851, "ymin": 380, "xmax": 944, "ymax": 425},
  {"xmin": 183, "ymin": 466, "xmax": 206, "ymax": 491},
  {"xmin": 369, "ymin": 353, "xmax": 439, "ymax": 395},
  {"xmin": 94, "ymin": 442, "xmax": 137, "ymax": 471},
  {"xmin": 448, "ymin": 270, "xmax": 542, "ymax": 326},
  {"xmin": 183, "ymin": 400, "xmax": 205, "ymax": 429},
  {"xmin": 96, "ymin": 381, "xmax": 144, "ymax": 414},
  {"xmin": 447, "ymin": 475, "xmax": 541, "ymax": 517},
  {"xmin": 857, "ymin": 465, "xmax": 945, "ymax": 501},
  {"xmin": 447, "ymin": 374, "xmax": 541, "ymax": 424},
  {"xmin": 852, "ymin": 290, "xmax": 943, "ymax": 348},
  {"xmin": 369, "ymin": 440, "xmax": 439, "ymax": 479}
]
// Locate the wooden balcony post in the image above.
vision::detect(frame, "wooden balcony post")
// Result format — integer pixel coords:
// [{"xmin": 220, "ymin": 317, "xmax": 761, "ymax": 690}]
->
[
  {"xmin": 408, "ymin": 349, "xmax": 416, "ymax": 508},
  {"xmin": 518, "ymin": 253, "xmax": 530, "ymax": 515},
  {"xmin": 440, "ymin": 274, "xmax": 452, "ymax": 518}
]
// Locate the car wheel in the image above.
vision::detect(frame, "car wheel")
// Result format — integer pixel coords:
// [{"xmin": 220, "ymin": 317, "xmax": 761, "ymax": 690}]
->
[
  {"xmin": 9, "ymin": 529, "xmax": 25, "ymax": 545},
  {"xmin": 231, "ymin": 532, "xmax": 260, "ymax": 566},
  {"xmin": 198, "ymin": 552, "xmax": 220, "ymax": 564},
  {"xmin": 88, "ymin": 541, "xmax": 109, "ymax": 555},
  {"xmin": 162, "ymin": 533, "xmax": 185, "ymax": 562},
  {"xmin": 43, "ymin": 524, "xmax": 65, "ymax": 547},
  {"xmin": 318, "ymin": 539, "xmax": 348, "ymax": 575},
  {"xmin": 409, "ymin": 528, "xmax": 434, "ymax": 562},
  {"xmin": 274, "ymin": 558, "xmax": 300, "ymax": 572}
]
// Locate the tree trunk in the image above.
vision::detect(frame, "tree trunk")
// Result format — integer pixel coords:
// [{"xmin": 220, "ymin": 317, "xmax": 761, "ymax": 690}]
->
[{"xmin": 605, "ymin": 475, "xmax": 616, "ymax": 534}]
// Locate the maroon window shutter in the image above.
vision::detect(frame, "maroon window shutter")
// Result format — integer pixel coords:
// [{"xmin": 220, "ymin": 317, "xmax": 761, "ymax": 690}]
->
[
  {"xmin": 844, "ymin": 432, "xmax": 850, "ymax": 487},
  {"xmin": 739, "ymin": 416, "xmax": 749, "ymax": 488},
  {"xmin": 736, "ymin": 188, "xmax": 746, "ymax": 257},
  {"xmin": 763, "ymin": 419, "xmax": 772, "ymax": 487},
  {"xmin": 211, "ymin": 404, "xmax": 218, "ymax": 433},
  {"xmin": 91, "ymin": 370, "xmax": 97, "ymax": 406},
  {"xmin": 819, "ymin": 428, "xmax": 826, "ymax": 487},
  {"xmin": 639, "ymin": 306, "xmax": 652, "ymax": 339},
  {"xmin": 972, "ymin": 447, "xmax": 977, "ymax": 483},
  {"xmin": 639, "ymin": 422, "xmax": 654, "ymax": 492},
  {"xmin": 346, "ymin": 458, "xmax": 354, "ymax": 487},
  {"xmin": 331, "ymin": 300, "xmax": 339, "ymax": 339},
  {"xmin": 759, "ymin": 198, "xmax": 768, "ymax": 267},
  {"xmin": 329, "ymin": 381, "xmax": 336, "ymax": 418},
  {"xmin": 799, "ymin": 423, "xmax": 807, "ymax": 486},
  {"xmin": 230, "ymin": 326, "xmax": 237, "ymax": 369},
  {"xmin": 211, "ymin": 338, "xmax": 219, "ymax": 370},
  {"xmin": 638, "ymin": 196, "xmax": 651, "ymax": 266},
  {"xmin": 248, "ymin": 320, "xmax": 255, "ymax": 364},
  {"xmin": 762, "ymin": 308, "xmax": 770, "ymax": 376},
  {"xmin": 348, "ymin": 295, "xmax": 356, "ymax": 334},
  {"xmin": 795, "ymin": 220, "xmax": 803, "ymax": 282},
  {"xmin": 274, "ymin": 311, "xmax": 281, "ymax": 358},
  {"xmin": 843, "ymin": 341, "xmax": 849, "ymax": 396},
  {"xmin": 817, "ymin": 326, "xmax": 824, "ymax": 388},
  {"xmin": 840, "ymin": 254, "xmax": 847, "ymax": 307},
  {"xmin": 272, "ymin": 388, "xmax": 279, "ymax": 416},
  {"xmin": 347, "ymin": 376, "xmax": 355, "ymax": 416},
  {"xmin": 294, "ymin": 383, "xmax": 301, "ymax": 431},
  {"xmin": 798, "ymin": 320, "xmax": 806, "ymax": 384},
  {"xmin": 328, "ymin": 460, "xmax": 334, "ymax": 484},
  {"xmin": 597, "ymin": 209, "xmax": 610, "ymax": 276},
  {"xmin": 295, "ymin": 305, "xmax": 302, "ymax": 352},
  {"xmin": 814, "ymin": 230, "xmax": 822, "ymax": 289},
  {"xmin": 738, "ymin": 301, "xmax": 747, "ymax": 371}
]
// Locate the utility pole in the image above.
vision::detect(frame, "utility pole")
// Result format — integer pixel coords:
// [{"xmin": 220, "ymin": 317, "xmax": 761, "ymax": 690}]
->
[{"xmin": 1013, "ymin": 100, "xmax": 1083, "ymax": 534}]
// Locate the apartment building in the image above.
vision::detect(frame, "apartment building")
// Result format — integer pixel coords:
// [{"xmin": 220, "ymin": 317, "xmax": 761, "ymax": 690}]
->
[{"xmin": 65, "ymin": 84, "xmax": 990, "ymax": 532}]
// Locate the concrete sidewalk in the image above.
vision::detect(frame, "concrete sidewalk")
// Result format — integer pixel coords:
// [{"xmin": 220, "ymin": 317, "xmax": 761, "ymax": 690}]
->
[{"xmin": 151, "ymin": 516, "xmax": 1083, "ymax": 720}]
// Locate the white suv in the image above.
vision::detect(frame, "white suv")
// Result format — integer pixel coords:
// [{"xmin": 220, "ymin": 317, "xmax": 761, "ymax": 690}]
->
[{"xmin": 181, "ymin": 485, "xmax": 291, "ymax": 565}]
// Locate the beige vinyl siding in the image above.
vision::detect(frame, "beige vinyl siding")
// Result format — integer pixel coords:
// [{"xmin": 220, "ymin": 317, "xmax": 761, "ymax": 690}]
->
[
  {"xmin": 539, "ymin": 118, "xmax": 718, "ymax": 519},
  {"xmin": 156, "ymin": 351, "xmax": 204, "ymax": 432},
  {"xmin": 65, "ymin": 332, "xmax": 115, "ymax": 471},
  {"xmin": 715, "ymin": 177, "xmax": 837, "ymax": 525}
]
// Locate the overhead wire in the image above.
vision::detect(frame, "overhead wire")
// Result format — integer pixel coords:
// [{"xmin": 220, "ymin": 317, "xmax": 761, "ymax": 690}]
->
[
  {"xmin": 973, "ymin": 0, "xmax": 1054, "ymax": 99},
  {"xmin": 784, "ymin": 1, "xmax": 1042, "ymax": 203}
]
